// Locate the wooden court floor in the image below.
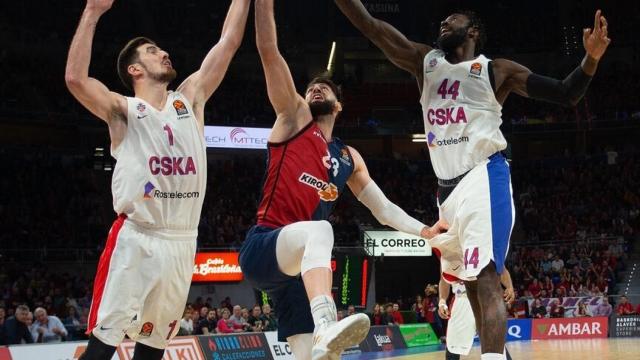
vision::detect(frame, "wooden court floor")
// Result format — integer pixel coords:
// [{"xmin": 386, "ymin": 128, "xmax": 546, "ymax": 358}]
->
[{"xmin": 354, "ymin": 338, "xmax": 640, "ymax": 360}]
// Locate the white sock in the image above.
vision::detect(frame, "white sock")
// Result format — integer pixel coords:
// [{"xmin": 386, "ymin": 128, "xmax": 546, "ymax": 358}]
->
[
  {"xmin": 310, "ymin": 295, "xmax": 337, "ymax": 327},
  {"xmin": 481, "ymin": 353, "xmax": 505, "ymax": 360}
]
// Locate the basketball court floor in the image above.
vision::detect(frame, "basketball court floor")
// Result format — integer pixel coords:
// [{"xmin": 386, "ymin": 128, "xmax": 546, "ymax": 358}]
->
[{"xmin": 345, "ymin": 338, "xmax": 640, "ymax": 360}]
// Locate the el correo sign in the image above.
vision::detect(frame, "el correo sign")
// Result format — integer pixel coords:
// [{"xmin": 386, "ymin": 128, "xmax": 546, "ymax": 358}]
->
[{"xmin": 363, "ymin": 231, "xmax": 431, "ymax": 257}]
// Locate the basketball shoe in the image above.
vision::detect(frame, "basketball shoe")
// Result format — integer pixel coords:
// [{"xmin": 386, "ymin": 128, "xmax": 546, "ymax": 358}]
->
[{"xmin": 311, "ymin": 313, "xmax": 370, "ymax": 360}]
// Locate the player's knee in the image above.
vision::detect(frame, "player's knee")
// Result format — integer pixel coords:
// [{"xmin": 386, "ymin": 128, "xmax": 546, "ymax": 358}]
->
[
  {"xmin": 312, "ymin": 220, "xmax": 334, "ymax": 245},
  {"xmin": 316, "ymin": 220, "xmax": 333, "ymax": 235}
]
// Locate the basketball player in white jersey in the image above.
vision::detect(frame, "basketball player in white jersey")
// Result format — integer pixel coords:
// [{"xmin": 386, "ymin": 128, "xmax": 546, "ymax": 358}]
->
[
  {"xmin": 65, "ymin": 0, "xmax": 250, "ymax": 358},
  {"xmin": 335, "ymin": 2, "xmax": 611, "ymax": 359}
]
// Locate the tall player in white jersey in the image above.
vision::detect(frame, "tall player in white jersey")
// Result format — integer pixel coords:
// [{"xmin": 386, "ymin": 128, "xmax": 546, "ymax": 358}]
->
[
  {"xmin": 65, "ymin": 0, "xmax": 250, "ymax": 359},
  {"xmin": 335, "ymin": 1, "xmax": 611, "ymax": 358}
]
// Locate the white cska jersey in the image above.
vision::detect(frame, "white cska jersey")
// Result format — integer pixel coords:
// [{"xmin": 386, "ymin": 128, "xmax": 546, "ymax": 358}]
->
[
  {"xmin": 111, "ymin": 91, "xmax": 207, "ymax": 231},
  {"xmin": 420, "ymin": 49, "xmax": 507, "ymax": 180}
]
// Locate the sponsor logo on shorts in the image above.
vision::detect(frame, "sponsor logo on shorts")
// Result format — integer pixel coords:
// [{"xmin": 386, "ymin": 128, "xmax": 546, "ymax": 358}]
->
[
  {"xmin": 427, "ymin": 131, "xmax": 469, "ymax": 148},
  {"xmin": 173, "ymin": 99, "xmax": 188, "ymax": 116},
  {"xmin": 139, "ymin": 322, "xmax": 154, "ymax": 337},
  {"xmin": 298, "ymin": 172, "xmax": 338, "ymax": 201}
]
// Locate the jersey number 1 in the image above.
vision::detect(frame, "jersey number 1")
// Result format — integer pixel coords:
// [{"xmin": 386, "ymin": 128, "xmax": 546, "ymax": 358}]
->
[
  {"xmin": 163, "ymin": 124, "xmax": 174, "ymax": 146},
  {"xmin": 437, "ymin": 79, "xmax": 461, "ymax": 100}
]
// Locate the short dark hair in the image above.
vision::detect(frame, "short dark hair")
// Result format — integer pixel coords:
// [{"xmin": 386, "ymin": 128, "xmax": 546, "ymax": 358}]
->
[
  {"xmin": 117, "ymin": 37, "xmax": 156, "ymax": 91},
  {"xmin": 459, "ymin": 10, "xmax": 486, "ymax": 55},
  {"xmin": 307, "ymin": 76, "xmax": 342, "ymax": 103}
]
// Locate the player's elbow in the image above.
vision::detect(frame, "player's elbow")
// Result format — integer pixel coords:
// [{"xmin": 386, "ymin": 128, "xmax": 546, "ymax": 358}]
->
[
  {"xmin": 371, "ymin": 205, "xmax": 392, "ymax": 226},
  {"xmin": 64, "ymin": 72, "xmax": 85, "ymax": 92},
  {"xmin": 64, "ymin": 73, "xmax": 80, "ymax": 89},
  {"xmin": 221, "ymin": 34, "xmax": 243, "ymax": 53},
  {"xmin": 256, "ymin": 42, "xmax": 280, "ymax": 60}
]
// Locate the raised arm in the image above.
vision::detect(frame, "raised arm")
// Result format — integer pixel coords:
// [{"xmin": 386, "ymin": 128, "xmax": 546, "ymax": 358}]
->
[
  {"xmin": 178, "ymin": 0, "xmax": 250, "ymax": 112},
  {"xmin": 492, "ymin": 10, "xmax": 610, "ymax": 106},
  {"xmin": 346, "ymin": 146, "xmax": 448, "ymax": 239},
  {"xmin": 334, "ymin": 0, "xmax": 430, "ymax": 80},
  {"xmin": 65, "ymin": 0, "xmax": 126, "ymax": 126},
  {"xmin": 255, "ymin": 0, "xmax": 310, "ymax": 142}
]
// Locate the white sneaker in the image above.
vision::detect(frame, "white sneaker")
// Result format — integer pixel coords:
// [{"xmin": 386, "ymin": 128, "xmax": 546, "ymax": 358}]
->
[{"xmin": 311, "ymin": 313, "xmax": 370, "ymax": 360}]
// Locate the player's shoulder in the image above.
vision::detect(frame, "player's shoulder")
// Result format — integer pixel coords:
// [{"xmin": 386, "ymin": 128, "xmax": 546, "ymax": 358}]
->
[
  {"xmin": 344, "ymin": 145, "xmax": 361, "ymax": 160},
  {"xmin": 424, "ymin": 48, "xmax": 445, "ymax": 62}
]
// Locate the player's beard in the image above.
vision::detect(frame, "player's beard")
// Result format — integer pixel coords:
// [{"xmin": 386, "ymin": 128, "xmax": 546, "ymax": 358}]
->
[
  {"xmin": 309, "ymin": 99, "xmax": 336, "ymax": 118},
  {"xmin": 143, "ymin": 63, "xmax": 177, "ymax": 84},
  {"xmin": 436, "ymin": 27, "xmax": 468, "ymax": 54}
]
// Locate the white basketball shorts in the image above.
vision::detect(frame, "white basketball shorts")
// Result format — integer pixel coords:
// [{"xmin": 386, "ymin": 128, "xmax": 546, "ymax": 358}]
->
[
  {"xmin": 86, "ymin": 215, "xmax": 197, "ymax": 349},
  {"xmin": 437, "ymin": 153, "xmax": 515, "ymax": 279}
]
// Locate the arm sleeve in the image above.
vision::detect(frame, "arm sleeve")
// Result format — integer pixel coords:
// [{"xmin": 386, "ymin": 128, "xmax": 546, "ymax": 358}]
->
[
  {"xmin": 357, "ymin": 180, "xmax": 425, "ymax": 237},
  {"xmin": 526, "ymin": 65, "xmax": 592, "ymax": 106}
]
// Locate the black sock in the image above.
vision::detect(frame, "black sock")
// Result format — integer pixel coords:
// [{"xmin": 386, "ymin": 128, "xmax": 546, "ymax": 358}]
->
[
  {"xmin": 132, "ymin": 342, "xmax": 165, "ymax": 360},
  {"xmin": 506, "ymin": 347, "xmax": 513, "ymax": 360},
  {"xmin": 78, "ymin": 335, "xmax": 117, "ymax": 360},
  {"xmin": 445, "ymin": 348, "xmax": 461, "ymax": 360}
]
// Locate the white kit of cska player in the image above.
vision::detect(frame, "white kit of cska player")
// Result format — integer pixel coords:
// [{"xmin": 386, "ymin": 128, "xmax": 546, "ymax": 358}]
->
[
  {"xmin": 87, "ymin": 91, "xmax": 207, "ymax": 349},
  {"xmin": 421, "ymin": 49, "xmax": 515, "ymax": 280}
]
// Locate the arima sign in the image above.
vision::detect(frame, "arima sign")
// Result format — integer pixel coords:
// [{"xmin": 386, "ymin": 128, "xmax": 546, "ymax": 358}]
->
[
  {"xmin": 204, "ymin": 126, "xmax": 271, "ymax": 149},
  {"xmin": 363, "ymin": 231, "xmax": 431, "ymax": 257}
]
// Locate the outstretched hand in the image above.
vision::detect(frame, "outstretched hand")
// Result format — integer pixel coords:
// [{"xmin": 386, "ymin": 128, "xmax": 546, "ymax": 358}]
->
[
  {"xmin": 421, "ymin": 219, "xmax": 449, "ymax": 239},
  {"xmin": 86, "ymin": 0, "xmax": 114, "ymax": 14},
  {"xmin": 583, "ymin": 9, "xmax": 611, "ymax": 61}
]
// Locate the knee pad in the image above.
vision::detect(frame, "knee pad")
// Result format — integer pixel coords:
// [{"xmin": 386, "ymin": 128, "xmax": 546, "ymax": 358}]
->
[{"xmin": 300, "ymin": 221, "xmax": 333, "ymax": 275}]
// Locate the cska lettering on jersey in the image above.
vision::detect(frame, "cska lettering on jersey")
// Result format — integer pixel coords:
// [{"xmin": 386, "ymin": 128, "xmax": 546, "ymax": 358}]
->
[
  {"xmin": 425, "ymin": 106, "xmax": 468, "ymax": 126},
  {"xmin": 148, "ymin": 156, "xmax": 197, "ymax": 176}
]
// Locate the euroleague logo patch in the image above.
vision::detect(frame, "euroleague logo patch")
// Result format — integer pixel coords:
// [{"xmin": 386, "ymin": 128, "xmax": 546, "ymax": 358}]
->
[
  {"xmin": 469, "ymin": 62, "xmax": 482, "ymax": 77},
  {"xmin": 173, "ymin": 99, "xmax": 188, "ymax": 116},
  {"xmin": 139, "ymin": 322, "xmax": 154, "ymax": 337},
  {"xmin": 339, "ymin": 148, "xmax": 351, "ymax": 166}
]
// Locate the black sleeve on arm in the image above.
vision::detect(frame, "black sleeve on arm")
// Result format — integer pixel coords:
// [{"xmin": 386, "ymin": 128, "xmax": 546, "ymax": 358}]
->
[{"xmin": 525, "ymin": 65, "xmax": 593, "ymax": 106}]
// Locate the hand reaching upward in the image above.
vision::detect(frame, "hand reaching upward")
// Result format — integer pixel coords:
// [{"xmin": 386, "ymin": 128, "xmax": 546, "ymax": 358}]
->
[{"xmin": 583, "ymin": 9, "xmax": 611, "ymax": 61}]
